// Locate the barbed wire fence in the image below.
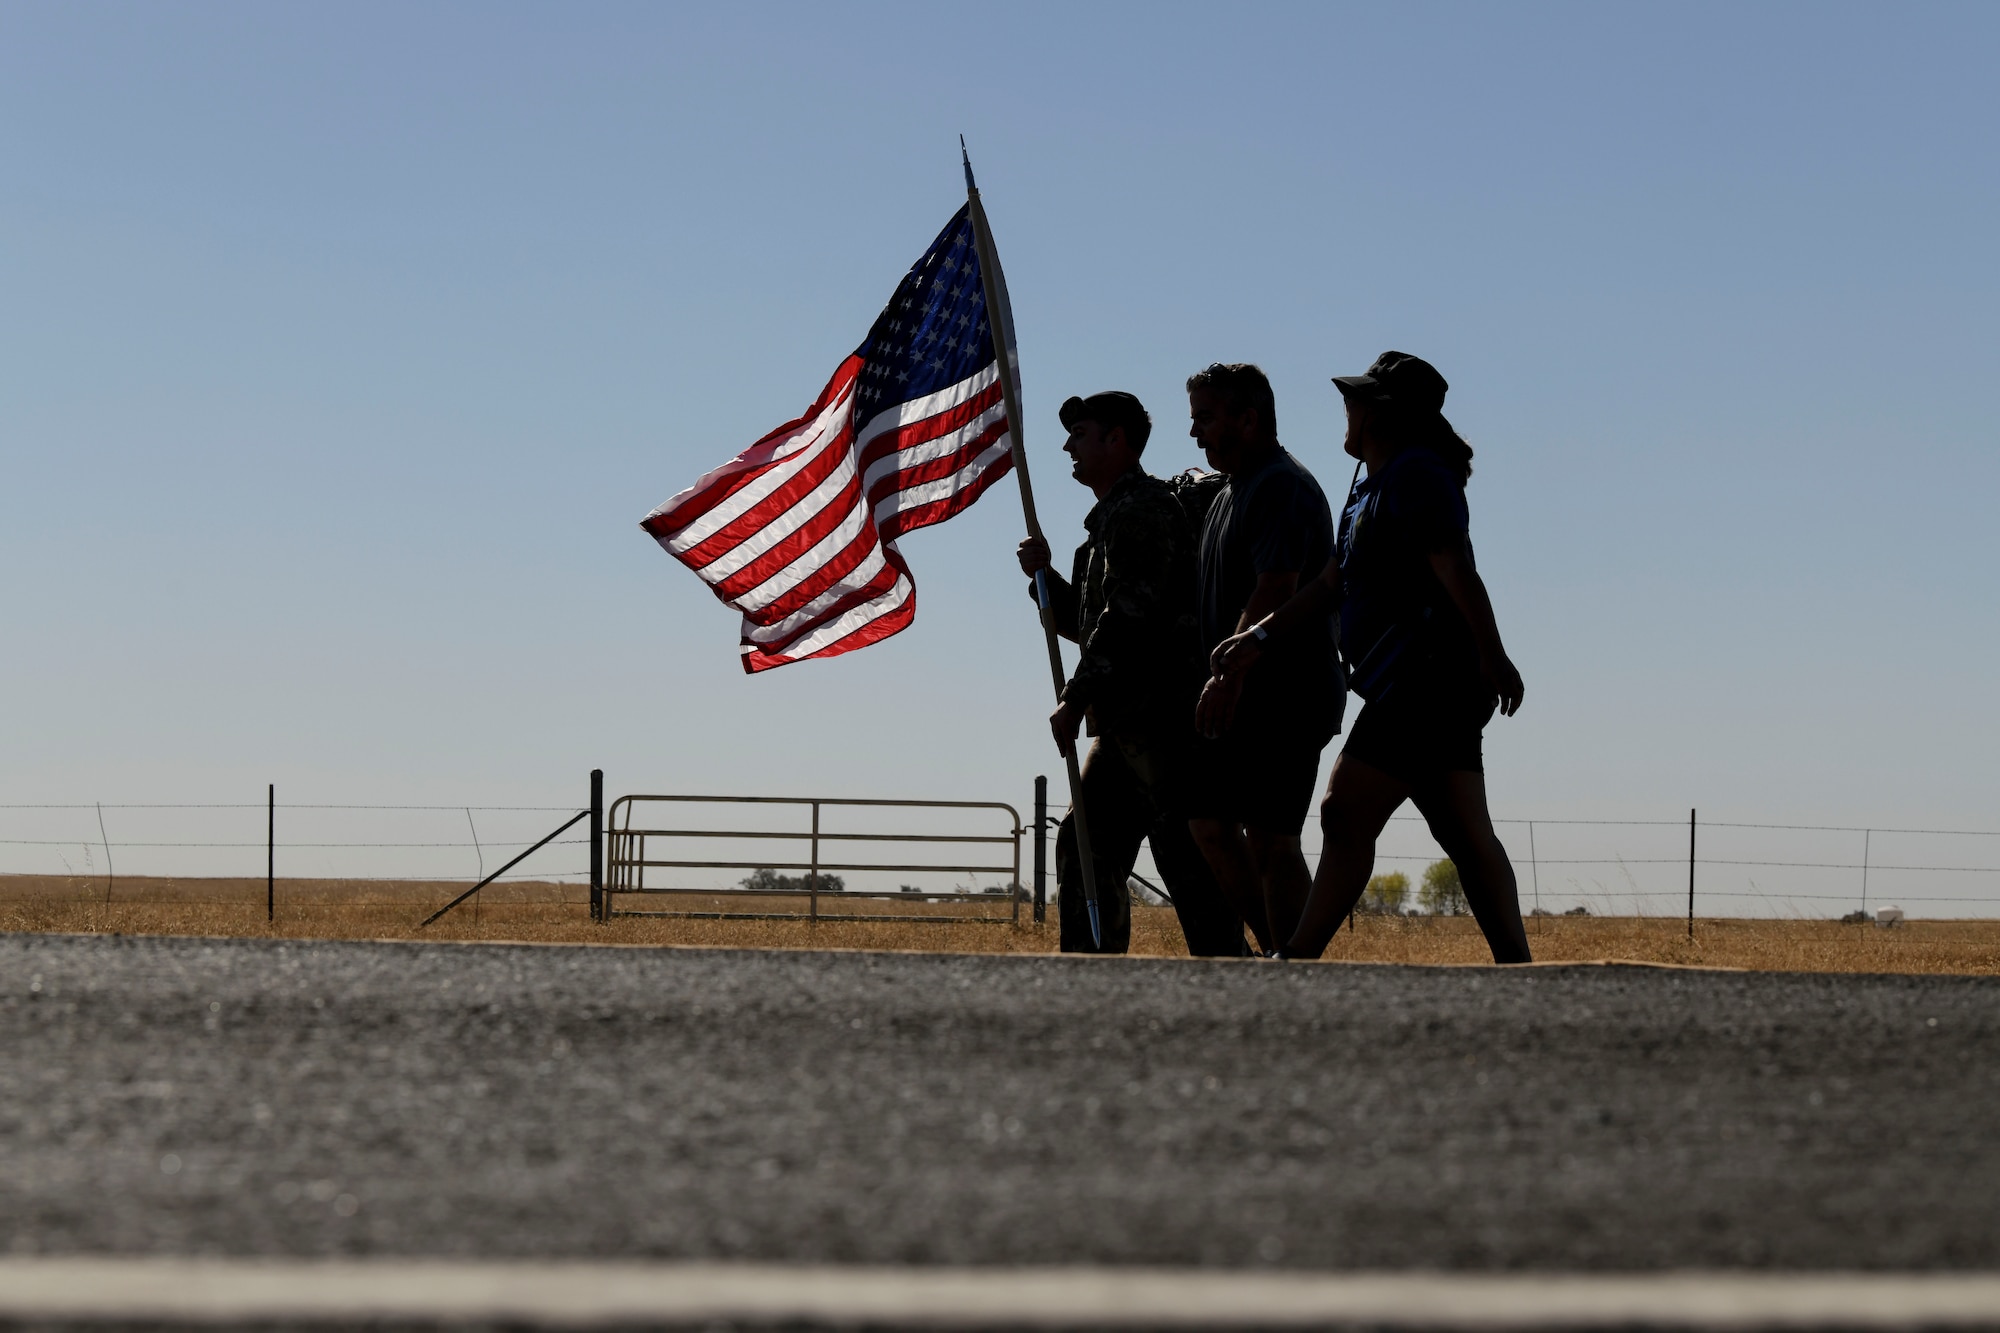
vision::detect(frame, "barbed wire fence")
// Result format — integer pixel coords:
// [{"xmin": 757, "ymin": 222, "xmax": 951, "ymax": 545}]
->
[
  {"xmin": 6, "ymin": 788, "xmax": 2000, "ymax": 923},
  {"xmin": 1052, "ymin": 807, "xmax": 2000, "ymax": 922},
  {"xmin": 0, "ymin": 799, "xmax": 594, "ymax": 916}
]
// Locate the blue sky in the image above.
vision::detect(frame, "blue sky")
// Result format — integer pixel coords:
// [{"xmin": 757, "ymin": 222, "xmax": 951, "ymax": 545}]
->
[{"xmin": 3, "ymin": 3, "xmax": 1997, "ymax": 906}]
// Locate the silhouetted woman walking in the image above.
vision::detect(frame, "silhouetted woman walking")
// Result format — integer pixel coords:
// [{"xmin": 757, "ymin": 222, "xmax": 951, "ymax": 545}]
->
[{"xmin": 1203, "ymin": 351, "xmax": 1530, "ymax": 962}]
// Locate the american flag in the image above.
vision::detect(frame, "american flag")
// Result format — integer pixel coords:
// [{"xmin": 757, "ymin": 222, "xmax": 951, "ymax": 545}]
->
[{"xmin": 642, "ymin": 204, "xmax": 1017, "ymax": 673}]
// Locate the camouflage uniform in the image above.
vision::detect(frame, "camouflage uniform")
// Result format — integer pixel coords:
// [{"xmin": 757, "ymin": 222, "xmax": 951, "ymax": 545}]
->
[{"xmin": 1035, "ymin": 469, "xmax": 1246, "ymax": 956}]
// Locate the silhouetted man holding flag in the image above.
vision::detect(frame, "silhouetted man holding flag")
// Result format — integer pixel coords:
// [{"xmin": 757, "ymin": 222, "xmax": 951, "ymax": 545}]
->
[{"xmin": 1017, "ymin": 392, "xmax": 1245, "ymax": 955}]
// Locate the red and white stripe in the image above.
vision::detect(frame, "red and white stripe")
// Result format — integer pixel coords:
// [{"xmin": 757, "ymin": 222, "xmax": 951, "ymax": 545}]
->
[{"xmin": 642, "ymin": 357, "xmax": 1013, "ymax": 673}]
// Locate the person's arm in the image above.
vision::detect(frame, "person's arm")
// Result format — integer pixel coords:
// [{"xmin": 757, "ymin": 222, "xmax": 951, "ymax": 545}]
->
[
  {"xmin": 1209, "ymin": 563, "xmax": 1341, "ymax": 681},
  {"xmin": 1429, "ymin": 539, "xmax": 1523, "ymax": 716},
  {"xmin": 1193, "ymin": 473, "xmax": 1328, "ymax": 738},
  {"xmin": 1049, "ymin": 500, "xmax": 1179, "ymax": 753},
  {"xmin": 1237, "ymin": 571, "xmax": 1298, "ymax": 632},
  {"xmin": 1193, "ymin": 570, "xmax": 1305, "ymax": 738},
  {"xmin": 1015, "ymin": 536, "xmax": 1080, "ymax": 642}
]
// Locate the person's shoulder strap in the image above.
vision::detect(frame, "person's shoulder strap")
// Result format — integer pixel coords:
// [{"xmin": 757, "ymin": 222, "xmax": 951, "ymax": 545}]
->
[{"xmin": 1340, "ymin": 458, "xmax": 1363, "ymax": 511}]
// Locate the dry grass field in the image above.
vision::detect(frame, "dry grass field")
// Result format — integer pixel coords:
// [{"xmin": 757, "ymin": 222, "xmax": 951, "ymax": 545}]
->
[{"xmin": 4, "ymin": 873, "xmax": 1999, "ymax": 974}]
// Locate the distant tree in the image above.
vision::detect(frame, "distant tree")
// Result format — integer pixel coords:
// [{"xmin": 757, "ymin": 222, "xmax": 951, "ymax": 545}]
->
[
  {"xmin": 1360, "ymin": 871, "xmax": 1410, "ymax": 914},
  {"xmin": 740, "ymin": 868, "xmax": 845, "ymax": 893},
  {"xmin": 1419, "ymin": 859, "xmax": 1467, "ymax": 916}
]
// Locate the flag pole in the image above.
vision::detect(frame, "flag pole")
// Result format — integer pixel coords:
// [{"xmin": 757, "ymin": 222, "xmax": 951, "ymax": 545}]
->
[{"xmin": 961, "ymin": 141, "xmax": 1105, "ymax": 950}]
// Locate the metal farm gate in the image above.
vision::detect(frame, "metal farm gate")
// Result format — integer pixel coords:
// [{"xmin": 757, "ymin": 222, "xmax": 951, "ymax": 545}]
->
[{"xmin": 600, "ymin": 794, "xmax": 1024, "ymax": 924}]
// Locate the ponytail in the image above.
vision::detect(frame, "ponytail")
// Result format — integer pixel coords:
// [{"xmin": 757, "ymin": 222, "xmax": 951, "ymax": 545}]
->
[
  {"xmin": 1432, "ymin": 415, "xmax": 1474, "ymax": 487},
  {"xmin": 1377, "ymin": 405, "xmax": 1474, "ymax": 486}
]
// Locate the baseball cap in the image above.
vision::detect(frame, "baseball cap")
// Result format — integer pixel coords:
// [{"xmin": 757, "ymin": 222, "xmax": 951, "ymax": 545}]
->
[
  {"xmin": 1332, "ymin": 351, "xmax": 1449, "ymax": 414},
  {"xmin": 1058, "ymin": 390, "xmax": 1152, "ymax": 452}
]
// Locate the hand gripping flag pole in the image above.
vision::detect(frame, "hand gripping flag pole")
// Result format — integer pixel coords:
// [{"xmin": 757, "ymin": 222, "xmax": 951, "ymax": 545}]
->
[{"xmin": 961, "ymin": 142, "xmax": 1104, "ymax": 949}]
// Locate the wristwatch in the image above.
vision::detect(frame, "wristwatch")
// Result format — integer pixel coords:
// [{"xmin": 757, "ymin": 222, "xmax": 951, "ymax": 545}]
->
[{"xmin": 1249, "ymin": 624, "xmax": 1269, "ymax": 643}]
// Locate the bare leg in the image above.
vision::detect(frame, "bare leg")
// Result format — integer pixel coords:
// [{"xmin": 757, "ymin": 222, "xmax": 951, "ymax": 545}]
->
[
  {"xmin": 1189, "ymin": 818, "xmax": 1271, "ymax": 953},
  {"xmin": 1282, "ymin": 754, "xmax": 1409, "ymax": 959},
  {"xmin": 1410, "ymin": 771, "xmax": 1531, "ymax": 964},
  {"xmin": 1246, "ymin": 831, "xmax": 1311, "ymax": 948}
]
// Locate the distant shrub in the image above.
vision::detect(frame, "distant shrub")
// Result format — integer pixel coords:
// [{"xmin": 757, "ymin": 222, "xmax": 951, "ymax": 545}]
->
[
  {"xmin": 1419, "ymin": 860, "xmax": 1467, "ymax": 916},
  {"xmin": 1564, "ymin": 904, "xmax": 1590, "ymax": 917},
  {"xmin": 740, "ymin": 868, "xmax": 845, "ymax": 893},
  {"xmin": 1360, "ymin": 871, "xmax": 1410, "ymax": 914}
]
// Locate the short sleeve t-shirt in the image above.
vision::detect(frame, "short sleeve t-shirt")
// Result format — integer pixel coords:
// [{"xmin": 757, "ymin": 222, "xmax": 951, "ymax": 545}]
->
[
  {"xmin": 1197, "ymin": 447, "xmax": 1342, "ymax": 732},
  {"xmin": 1336, "ymin": 445, "xmax": 1478, "ymax": 700}
]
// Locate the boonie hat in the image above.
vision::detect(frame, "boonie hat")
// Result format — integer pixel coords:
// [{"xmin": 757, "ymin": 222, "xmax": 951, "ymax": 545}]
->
[
  {"xmin": 1332, "ymin": 351, "xmax": 1449, "ymax": 414},
  {"xmin": 1059, "ymin": 390, "xmax": 1152, "ymax": 450}
]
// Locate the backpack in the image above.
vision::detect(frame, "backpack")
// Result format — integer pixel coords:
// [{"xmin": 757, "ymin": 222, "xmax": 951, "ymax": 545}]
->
[{"xmin": 1161, "ymin": 468, "xmax": 1228, "ymax": 554}]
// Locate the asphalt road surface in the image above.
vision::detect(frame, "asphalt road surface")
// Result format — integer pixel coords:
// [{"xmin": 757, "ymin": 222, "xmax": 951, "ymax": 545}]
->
[{"xmin": 3, "ymin": 933, "xmax": 1997, "ymax": 1272}]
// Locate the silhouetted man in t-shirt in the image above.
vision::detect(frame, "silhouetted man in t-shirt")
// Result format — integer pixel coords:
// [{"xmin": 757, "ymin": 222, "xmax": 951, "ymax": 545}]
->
[{"xmin": 1183, "ymin": 362, "xmax": 1344, "ymax": 953}]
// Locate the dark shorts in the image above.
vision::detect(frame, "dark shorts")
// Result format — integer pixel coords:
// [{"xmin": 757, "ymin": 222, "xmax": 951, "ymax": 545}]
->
[
  {"xmin": 1340, "ymin": 678, "xmax": 1495, "ymax": 787},
  {"xmin": 1187, "ymin": 722, "xmax": 1335, "ymax": 836}
]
